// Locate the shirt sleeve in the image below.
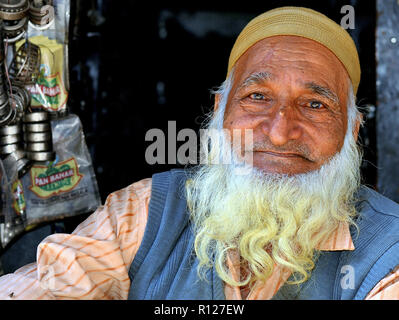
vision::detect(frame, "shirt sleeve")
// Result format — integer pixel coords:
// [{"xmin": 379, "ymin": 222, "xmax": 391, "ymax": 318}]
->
[
  {"xmin": 0, "ymin": 178, "xmax": 152, "ymax": 300},
  {"xmin": 365, "ymin": 265, "xmax": 399, "ymax": 300}
]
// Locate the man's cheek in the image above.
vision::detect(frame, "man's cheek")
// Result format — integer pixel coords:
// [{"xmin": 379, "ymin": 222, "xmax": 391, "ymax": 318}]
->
[{"xmin": 314, "ymin": 134, "xmax": 344, "ymax": 161}]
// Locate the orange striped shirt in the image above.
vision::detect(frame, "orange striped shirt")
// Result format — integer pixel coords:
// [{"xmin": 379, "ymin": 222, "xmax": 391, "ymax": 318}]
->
[{"xmin": 0, "ymin": 177, "xmax": 398, "ymax": 300}]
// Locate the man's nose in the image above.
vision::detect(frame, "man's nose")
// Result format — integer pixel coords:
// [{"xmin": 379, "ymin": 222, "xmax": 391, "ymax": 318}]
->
[{"xmin": 260, "ymin": 106, "xmax": 302, "ymax": 146}]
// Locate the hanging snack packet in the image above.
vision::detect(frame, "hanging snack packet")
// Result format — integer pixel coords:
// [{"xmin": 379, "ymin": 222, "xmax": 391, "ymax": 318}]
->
[
  {"xmin": 20, "ymin": 113, "xmax": 101, "ymax": 225},
  {"xmin": 11, "ymin": 0, "xmax": 71, "ymax": 114},
  {"xmin": 16, "ymin": 35, "xmax": 68, "ymax": 113}
]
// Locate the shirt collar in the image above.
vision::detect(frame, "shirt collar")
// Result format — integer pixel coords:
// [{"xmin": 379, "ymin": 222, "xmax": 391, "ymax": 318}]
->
[{"xmin": 316, "ymin": 222, "xmax": 355, "ymax": 251}]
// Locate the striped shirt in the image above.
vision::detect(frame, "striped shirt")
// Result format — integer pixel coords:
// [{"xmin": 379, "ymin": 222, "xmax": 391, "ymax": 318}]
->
[{"xmin": 0, "ymin": 177, "xmax": 398, "ymax": 300}]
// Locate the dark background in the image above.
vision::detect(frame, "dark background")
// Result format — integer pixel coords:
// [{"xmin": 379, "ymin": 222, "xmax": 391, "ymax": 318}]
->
[{"xmin": 0, "ymin": 0, "xmax": 378, "ymax": 273}]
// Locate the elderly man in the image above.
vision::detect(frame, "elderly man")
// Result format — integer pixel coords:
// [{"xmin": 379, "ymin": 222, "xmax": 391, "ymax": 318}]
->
[{"xmin": 0, "ymin": 6, "xmax": 399, "ymax": 300}]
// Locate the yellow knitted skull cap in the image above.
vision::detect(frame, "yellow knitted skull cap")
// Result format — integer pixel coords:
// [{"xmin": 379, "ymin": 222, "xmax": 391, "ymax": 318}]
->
[{"xmin": 227, "ymin": 6, "xmax": 361, "ymax": 94}]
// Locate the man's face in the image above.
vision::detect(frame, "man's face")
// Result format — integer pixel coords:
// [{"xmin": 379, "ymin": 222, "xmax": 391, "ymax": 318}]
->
[{"xmin": 221, "ymin": 35, "xmax": 352, "ymax": 175}]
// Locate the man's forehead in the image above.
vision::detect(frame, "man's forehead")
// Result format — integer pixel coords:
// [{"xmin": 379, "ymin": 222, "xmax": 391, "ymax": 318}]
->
[
  {"xmin": 237, "ymin": 71, "xmax": 341, "ymax": 106},
  {"xmin": 232, "ymin": 36, "xmax": 349, "ymax": 100}
]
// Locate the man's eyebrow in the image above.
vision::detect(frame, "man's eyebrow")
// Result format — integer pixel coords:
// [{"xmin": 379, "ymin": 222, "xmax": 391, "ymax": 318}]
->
[
  {"xmin": 238, "ymin": 72, "xmax": 273, "ymax": 90},
  {"xmin": 305, "ymin": 82, "xmax": 340, "ymax": 105}
]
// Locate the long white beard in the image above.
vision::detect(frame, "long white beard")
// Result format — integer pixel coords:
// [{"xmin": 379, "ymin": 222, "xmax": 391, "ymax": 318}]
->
[{"xmin": 186, "ymin": 86, "xmax": 362, "ymax": 286}]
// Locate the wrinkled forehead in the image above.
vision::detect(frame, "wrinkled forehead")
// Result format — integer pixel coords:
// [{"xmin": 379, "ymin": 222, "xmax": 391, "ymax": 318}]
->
[{"xmin": 230, "ymin": 36, "xmax": 350, "ymax": 104}]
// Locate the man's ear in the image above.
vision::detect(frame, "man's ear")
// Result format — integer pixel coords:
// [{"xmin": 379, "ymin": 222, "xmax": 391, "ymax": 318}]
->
[{"xmin": 353, "ymin": 113, "xmax": 363, "ymax": 142}]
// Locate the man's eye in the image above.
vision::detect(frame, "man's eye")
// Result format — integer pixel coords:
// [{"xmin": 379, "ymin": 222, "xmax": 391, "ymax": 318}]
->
[
  {"xmin": 308, "ymin": 101, "xmax": 325, "ymax": 109},
  {"xmin": 249, "ymin": 93, "xmax": 266, "ymax": 100}
]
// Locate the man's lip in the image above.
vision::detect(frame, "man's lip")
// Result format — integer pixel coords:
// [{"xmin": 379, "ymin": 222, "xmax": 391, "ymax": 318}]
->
[{"xmin": 253, "ymin": 150, "xmax": 307, "ymax": 159}]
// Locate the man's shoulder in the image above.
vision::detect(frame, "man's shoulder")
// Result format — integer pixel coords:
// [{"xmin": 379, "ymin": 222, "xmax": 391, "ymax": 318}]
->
[
  {"xmin": 106, "ymin": 177, "xmax": 153, "ymax": 205},
  {"xmin": 358, "ymin": 185, "xmax": 399, "ymax": 220},
  {"xmin": 108, "ymin": 169, "xmax": 187, "ymax": 203},
  {"xmin": 150, "ymin": 169, "xmax": 189, "ymax": 201},
  {"xmin": 152, "ymin": 168, "xmax": 189, "ymax": 181}
]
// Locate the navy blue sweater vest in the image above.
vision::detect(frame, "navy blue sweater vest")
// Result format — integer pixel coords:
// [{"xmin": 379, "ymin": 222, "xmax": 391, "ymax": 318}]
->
[{"xmin": 128, "ymin": 169, "xmax": 399, "ymax": 299}]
